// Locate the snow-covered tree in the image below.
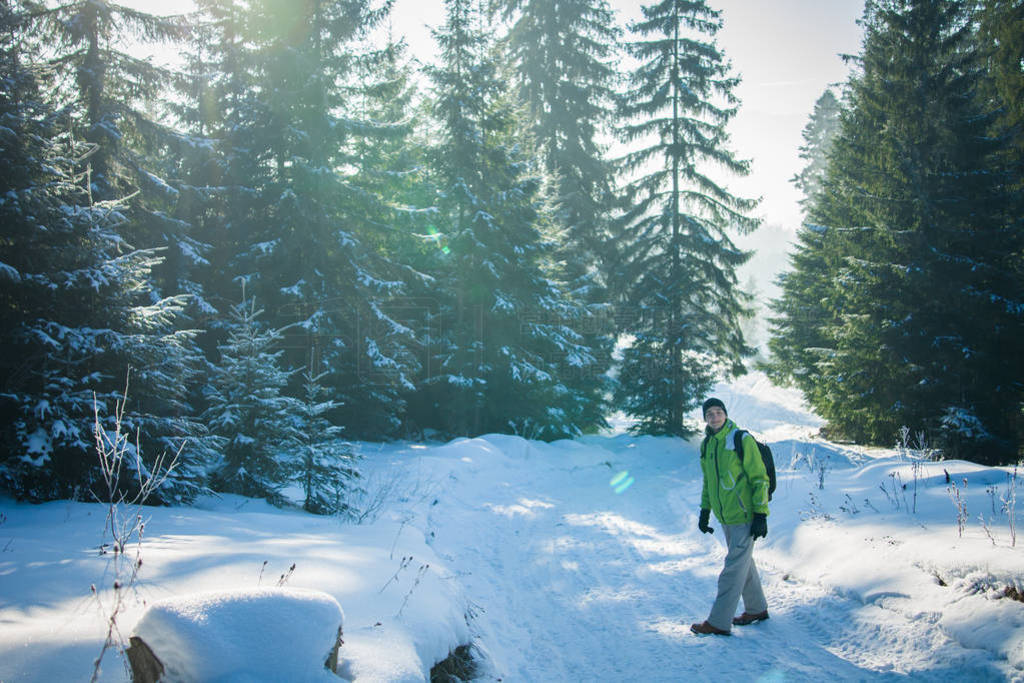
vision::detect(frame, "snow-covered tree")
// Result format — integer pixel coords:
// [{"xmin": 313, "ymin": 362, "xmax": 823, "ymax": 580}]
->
[
  {"xmin": 181, "ymin": 0, "xmax": 424, "ymax": 439},
  {"xmin": 497, "ymin": 0, "xmax": 622, "ymax": 432},
  {"xmin": 204, "ymin": 290, "xmax": 299, "ymax": 504},
  {"xmin": 769, "ymin": 0, "xmax": 1024, "ymax": 462},
  {"xmin": 25, "ymin": 0, "xmax": 196, "ymax": 263},
  {"xmin": 419, "ymin": 0, "xmax": 598, "ymax": 438},
  {"xmin": 614, "ymin": 0, "xmax": 758, "ymax": 436},
  {"xmin": 293, "ymin": 361, "xmax": 360, "ymax": 516},
  {"xmin": 0, "ymin": 2, "xmax": 210, "ymax": 502}
]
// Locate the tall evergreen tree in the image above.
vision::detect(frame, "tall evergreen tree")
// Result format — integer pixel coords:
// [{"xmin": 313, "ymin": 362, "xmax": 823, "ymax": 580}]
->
[
  {"xmin": 498, "ymin": 0, "xmax": 622, "ymax": 432},
  {"xmin": 0, "ymin": 0, "xmax": 210, "ymax": 503},
  {"xmin": 341, "ymin": 38, "xmax": 444, "ymax": 437},
  {"xmin": 614, "ymin": 0, "xmax": 759, "ymax": 436},
  {"xmin": 185, "ymin": 0, "xmax": 423, "ymax": 439},
  {"xmin": 423, "ymin": 0, "xmax": 596, "ymax": 438},
  {"xmin": 766, "ymin": 88, "xmax": 844, "ymax": 400},
  {"xmin": 791, "ymin": 88, "xmax": 842, "ymax": 216},
  {"xmin": 26, "ymin": 0, "xmax": 198, "ymax": 287},
  {"xmin": 978, "ymin": 0, "xmax": 1024, "ymax": 163},
  {"xmin": 978, "ymin": 0, "xmax": 1024, "ymax": 452},
  {"xmin": 24, "ymin": 0, "xmax": 185, "ymax": 201},
  {"xmin": 770, "ymin": 0, "xmax": 1024, "ymax": 461},
  {"xmin": 501, "ymin": 0, "xmax": 620, "ymax": 266}
]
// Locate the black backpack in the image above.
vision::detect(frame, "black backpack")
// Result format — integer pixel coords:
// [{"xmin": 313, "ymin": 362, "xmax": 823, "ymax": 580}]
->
[
  {"xmin": 734, "ymin": 430, "xmax": 776, "ymax": 502},
  {"xmin": 702, "ymin": 430, "xmax": 777, "ymax": 502}
]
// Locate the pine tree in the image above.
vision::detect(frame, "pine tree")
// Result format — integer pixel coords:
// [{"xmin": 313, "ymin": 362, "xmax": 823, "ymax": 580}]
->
[
  {"xmin": 0, "ymin": 1, "xmax": 210, "ymax": 502},
  {"xmin": 977, "ymin": 0, "xmax": 1024, "ymax": 456},
  {"xmin": 339, "ymin": 38, "xmax": 443, "ymax": 438},
  {"xmin": 791, "ymin": 88, "xmax": 842, "ymax": 216},
  {"xmin": 978, "ymin": 0, "xmax": 1024, "ymax": 163},
  {"xmin": 422, "ymin": 0, "xmax": 596, "ymax": 438},
  {"xmin": 23, "ymin": 0, "xmax": 214, "ymax": 490},
  {"xmin": 767, "ymin": 89, "xmax": 843, "ymax": 399},
  {"xmin": 184, "ymin": 0, "xmax": 423, "ymax": 439},
  {"xmin": 204, "ymin": 289, "xmax": 299, "ymax": 504},
  {"xmin": 293, "ymin": 361, "xmax": 359, "ymax": 516},
  {"xmin": 498, "ymin": 0, "xmax": 622, "ymax": 432},
  {"xmin": 770, "ymin": 0, "xmax": 1024, "ymax": 461},
  {"xmin": 614, "ymin": 0, "xmax": 759, "ymax": 436},
  {"xmin": 27, "ymin": 0, "xmax": 192, "ymax": 249}
]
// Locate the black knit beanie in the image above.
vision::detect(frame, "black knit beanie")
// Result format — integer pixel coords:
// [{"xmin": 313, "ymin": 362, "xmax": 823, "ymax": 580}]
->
[{"xmin": 702, "ymin": 397, "xmax": 727, "ymax": 417}]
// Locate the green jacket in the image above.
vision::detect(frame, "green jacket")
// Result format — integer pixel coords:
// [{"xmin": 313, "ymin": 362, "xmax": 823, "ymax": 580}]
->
[{"xmin": 699, "ymin": 419, "xmax": 770, "ymax": 525}]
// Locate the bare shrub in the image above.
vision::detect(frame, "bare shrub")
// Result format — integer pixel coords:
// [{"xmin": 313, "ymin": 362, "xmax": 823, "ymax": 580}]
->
[{"xmin": 89, "ymin": 375, "xmax": 181, "ymax": 683}]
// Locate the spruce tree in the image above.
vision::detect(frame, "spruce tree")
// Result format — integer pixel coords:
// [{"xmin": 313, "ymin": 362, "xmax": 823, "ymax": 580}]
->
[
  {"xmin": 498, "ymin": 0, "xmax": 622, "ymax": 432},
  {"xmin": 27, "ymin": 0, "xmax": 194, "ymax": 260},
  {"xmin": 771, "ymin": 0, "xmax": 1024, "ymax": 461},
  {"xmin": 204, "ymin": 290, "xmax": 298, "ymax": 504},
  {"xmin": 978, "ymin": 0, "xmax": 1024, "ymax": 455},
  {"xmin": 766, "ymin": 88, "xmax": 843, "ymax": 404},
  {"xmin": 423, "ymin": 0, "xmax": 596, "ymax": 438},
  {"xmin": 614, "ymin": 0, "xmax": 759, "ymax": 436},
  {"xmin": 294, "ymin": 361, "xmax": 359, "ymax": 516},
  {"xmin": 978, "ymin": 0, "xmax": 1024, "ymax": 163},
  {"xmin": 185, "ymin": 0, "xmax": 422, "ymax": 439},
  {"xmin": 0, "ymin": 1, "xmax": 210, "ymax": 502},
  {"xmin": 791, "ymin": 88, "xmax": 842, "ymax": 215}
]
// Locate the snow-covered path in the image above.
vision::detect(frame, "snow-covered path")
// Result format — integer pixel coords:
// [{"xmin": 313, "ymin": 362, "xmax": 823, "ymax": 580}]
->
[
  {"xmin": 379, "ymin": 430, "xmax": 1014, "ymax": 681},
  {"xmin": 2, "ymin": 375, "xmax": 1020, "ymax": 681}
]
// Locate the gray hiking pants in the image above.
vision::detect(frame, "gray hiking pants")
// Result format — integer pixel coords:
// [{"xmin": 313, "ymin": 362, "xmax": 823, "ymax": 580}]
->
[{"xmin": 707, "ymin": 521, "xmax": 767, "ymax": 631}]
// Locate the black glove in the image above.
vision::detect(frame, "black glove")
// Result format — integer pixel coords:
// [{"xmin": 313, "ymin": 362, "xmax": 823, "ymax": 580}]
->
[
  {"xmin": 750, "ymin": 513, "xmax": 767, "ymax": 540},
  {"xmin": 698, "ymin": 508, "xmax": 714, "ymax": 534}
]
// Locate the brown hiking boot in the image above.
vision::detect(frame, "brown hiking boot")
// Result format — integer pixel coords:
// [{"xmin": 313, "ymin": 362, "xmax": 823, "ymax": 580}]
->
[
  {"xmin": 690, "ymin": 620, "xmax": 731, "ymax": 636},
  {"xmin": 732, "ymin": 610, "xmax": 769, "ymax": 626}
]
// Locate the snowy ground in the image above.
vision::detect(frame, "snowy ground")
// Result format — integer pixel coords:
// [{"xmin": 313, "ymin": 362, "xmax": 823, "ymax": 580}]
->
[{"xmin": 1, "ymin": 373, "xmax": 1022, "ymax": 681}]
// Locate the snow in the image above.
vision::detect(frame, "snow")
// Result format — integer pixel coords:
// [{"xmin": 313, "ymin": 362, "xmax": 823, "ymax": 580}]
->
[
  {"xmin": 131, "ymin": 588, "xmax": 343, "ymax": 682},
  {"xmin": 1, "ymin": 372, "xmax": 1022, "ymax": 682},
  {"xmin": 0, "ymin": 261, "xmax": 21, "ymax": 282}
]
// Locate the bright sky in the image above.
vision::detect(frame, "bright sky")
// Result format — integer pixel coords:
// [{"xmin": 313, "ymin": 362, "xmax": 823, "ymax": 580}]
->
[
  {"xmin": 710, "ymin": 0, "xmax": 865, "ymax": 231},
  {"xmin": 126, "ymin": 0, "xmax": 865, "ymax": 232}
]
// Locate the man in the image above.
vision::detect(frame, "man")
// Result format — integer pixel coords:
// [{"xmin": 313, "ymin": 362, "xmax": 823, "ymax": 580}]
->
[{"xmin": 690, "ymin": 397, "xmax": 770, "ymax": 636}]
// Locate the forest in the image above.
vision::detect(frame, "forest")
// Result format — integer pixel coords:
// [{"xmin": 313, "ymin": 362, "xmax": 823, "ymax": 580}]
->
[{"xmin": 1, "ymin": 0, "xmax": 1021, "ymax": 513}]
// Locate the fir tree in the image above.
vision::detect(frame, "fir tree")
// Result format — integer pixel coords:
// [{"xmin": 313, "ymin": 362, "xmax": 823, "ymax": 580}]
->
[
  {"xmin": 498, "ymin": 0, "xmax": 622, "ymax": 432},
  {"xmin": 184, "ymin": 0, "xmax": 422, "ymax": 439},
  {"xmin": 423, "ymin": 0, "xmax": 596, "ymax": 438},
  {"xmin": 340, "ymin": 38, "xmax": 442, "ymax": 437},
  {"xmin": 614, "ymin": 0, "xmax": 759, "ymax": 436},
  {"xmin": 0, "ymin": 2, "xmax": 210, "ymax": 502},
  {"xmin": 770, "ymin": 0, "xmax": 1024, "ymax": 461},
  {"xmin": 293, "ymin": 360, "xmax": 360, "ymax": 517},
  {"xmin": 204, "ymin": 289, "xmax": 298, "ymax": 504},
  {"xmin": 26, "ymin": 0, "xmax": 193, "ymax": 251},
  {"xmin": 767, "ymin": 89, "xmax": 843, "ymax": 398},
  {"xmin": 791, "ymin": 88, "xmax": 842, "ymax": 216},
  {"xmin": 978, "ymin": 0, "xmax": 1024, "ymax": 163}
]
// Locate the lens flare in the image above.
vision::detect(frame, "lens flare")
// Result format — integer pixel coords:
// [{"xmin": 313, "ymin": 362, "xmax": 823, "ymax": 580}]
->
[
  {"xmin": 609, "ymin": 470, "xmax": 634, "ymax": 494},
  {"xmin": 426, "ymin": 225, "xmax": 450, "ymax": 254}
]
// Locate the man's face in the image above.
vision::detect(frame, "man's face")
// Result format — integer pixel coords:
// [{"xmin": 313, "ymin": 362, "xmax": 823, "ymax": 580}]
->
[{"xmin": 705, "ymin": 406, "xmax": 727, "ymax": 431}]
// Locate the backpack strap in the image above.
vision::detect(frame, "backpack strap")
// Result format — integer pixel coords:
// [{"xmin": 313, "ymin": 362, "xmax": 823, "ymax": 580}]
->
[
  {"xmin": 700, "ymin": 434, "xmax": 711, "ymax": 459},
  {"xmin": 733, "ymin": 429, "xmax": 747, "ymax": 462}
]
